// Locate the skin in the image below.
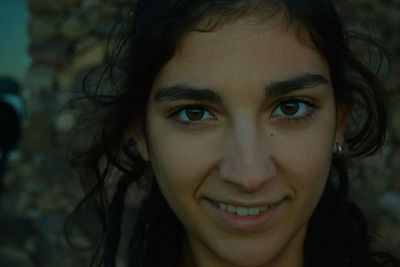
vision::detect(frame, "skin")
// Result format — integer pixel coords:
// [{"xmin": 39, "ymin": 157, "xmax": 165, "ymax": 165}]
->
[{"xmin": 133, "ymin": 16, "xmax": 346, "ymax": 267}]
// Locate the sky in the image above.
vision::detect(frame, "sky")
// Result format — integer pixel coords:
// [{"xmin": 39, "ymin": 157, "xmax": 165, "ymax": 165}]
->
[{"xmin": 0, "ymin": 0, "xmax": 29, "ymax": 84}]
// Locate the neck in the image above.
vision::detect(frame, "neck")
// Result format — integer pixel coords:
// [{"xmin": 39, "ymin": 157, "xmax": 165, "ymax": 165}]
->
[{"xmin": 180, "ymin": 227, "xmax": 306, "ymax": 267}]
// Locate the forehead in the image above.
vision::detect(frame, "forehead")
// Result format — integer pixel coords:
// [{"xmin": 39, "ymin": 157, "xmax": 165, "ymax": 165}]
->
[{"xmin": 152, "ymin": 16, "xmax": 330, "ymax": 95}]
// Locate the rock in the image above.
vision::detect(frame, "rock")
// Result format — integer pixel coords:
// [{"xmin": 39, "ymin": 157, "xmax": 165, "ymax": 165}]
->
[
  {"xmin": 0, "ymin": 215, "xmax": 37, "ymax": 244},
  {"xmin": 56, "ymin": 112, "xmax": 76, "ymax": 133},
  {"xmin": 29, "ymin": 40, "xmax": 71, "ymax": 67},
  {"xmin": 391, "ymin": 174, "xmax": 400, "ymax": 192},
  {"xmin": 0, "ymin": 247, "xmax": 33, "ymax": 267},
  {"xmin": 63, "ymin": 0, "xmax": 81, "ymax": 7},
  {"xmin": 58, "ymin": 68, "xmax": 76, "ymax": 91},
  {"xmin": 80, "ymin": 0, "xmax": 101, "ymax": 9},
  {"xmin": 61, "ymin": 15, "xmax": 90, "ymax": 40},
  {"xmin": 385, "ymin": 58, "xmax": 400, "ymax": 92},
  {"xmin": 29, "ymin": 16, "xmax": 60, "ymax": 43},
  {"xmin": 88, "ymin": 2, "xmax": 119, "ymax": 22},
  {"xmin": 28, "ymin": 0, "xmax": 65, "ymax": 13},
  {"xmin": 72, "ymin": 41, "xmax": 105, "ymax": 72},
  {"xmin": 379, "ymin": 192, "xmax": 400, "ymax": 221},
  {"xmin": 389, "ymin": 95, "xmax": 400, "ymax": 141},
  {"xmin": 27, "ymin": 66, "xmax": 55, "ymax": 94},
  {"xmin": 375, "ymin": 219, "xmax": 400, "ymax": 256}
]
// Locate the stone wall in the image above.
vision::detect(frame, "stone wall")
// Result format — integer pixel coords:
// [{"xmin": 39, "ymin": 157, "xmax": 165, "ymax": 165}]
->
[
  {"xmin": 1, "ymin": 0, "xmax": 132, "ymax": 266},
  {"xmin": 1, "ymin": 0, "xmax": 399, "ymax": 266},
  {"xmin": 340, "ymin": 0, "xmax": 400, "ymax": 254}
]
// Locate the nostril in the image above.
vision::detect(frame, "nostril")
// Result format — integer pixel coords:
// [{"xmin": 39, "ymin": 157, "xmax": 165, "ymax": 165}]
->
[
  {"xmin": 218, "ymin": 155, "xmax": 277, "ymax": 192},
  {"xmin": 219, "ymin": 128, "xmax": 276, "ymax": 189}
]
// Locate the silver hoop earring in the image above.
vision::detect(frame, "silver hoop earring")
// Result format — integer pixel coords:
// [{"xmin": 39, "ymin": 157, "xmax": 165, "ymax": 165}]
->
[{"xmin": 335, "ymin": 143, "xmax": 344, "ymax": 157}]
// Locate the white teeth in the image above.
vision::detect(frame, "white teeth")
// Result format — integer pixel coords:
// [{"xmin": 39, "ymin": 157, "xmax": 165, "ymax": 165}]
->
[
  {"xmin": 227, "ymin": 204, "xmax": 236, "ymax": 213},
  {"xmin": 248, "ymin": 207, "xmax": 261, "ymax": 216},
  {"xmin": 236, "ymin": 207, "xmax": 248, "ymax": 216},
  {"xmin": 220, "ymin": 203, "xmax": 227, "ymax": 210},
  {"xmin": 218, "ymin": 203, "xmax": 269, "ymax": 216}
]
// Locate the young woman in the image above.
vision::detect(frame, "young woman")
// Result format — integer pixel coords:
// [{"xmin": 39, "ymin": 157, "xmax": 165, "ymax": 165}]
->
[{"xmin": 69, "ymin": 1, "xmax": 400, "ymax": 267}]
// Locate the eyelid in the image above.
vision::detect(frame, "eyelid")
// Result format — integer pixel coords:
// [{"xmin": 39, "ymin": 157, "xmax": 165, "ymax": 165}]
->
[
  {"xmin": 165, "ymin": 97, "xmax": 319, "ymax": 128},
  {"xmin": 166, "ymin": 104, "xmax": 217, "ymax": 127},
  {"xmin": 270, "ymin": 95, "xmax": 317, "ymax": 106},
  {"xmin": 274, "ymin": 95, "xmax": 317, "ymax": 108},
  {"xmin": 167, "ymin": 104, "xmax": 216, "ymax": 118},
  {"xmin": 270, "ymin": 96, "xmax": 317, "ymax": 120}
]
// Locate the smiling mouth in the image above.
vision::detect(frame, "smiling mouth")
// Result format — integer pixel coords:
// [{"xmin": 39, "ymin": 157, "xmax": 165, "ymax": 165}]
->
[{"xmin": 218, "ymin": 202, "xmax": 278, "ymax": 216}]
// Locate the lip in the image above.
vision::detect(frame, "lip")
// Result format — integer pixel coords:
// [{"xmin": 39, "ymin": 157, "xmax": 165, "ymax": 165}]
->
[
  {"xmin": 212, "ymin": 199, "xmax": 282, "ymax": 208},
  {"xmin": 204, "ymin": 198, "xmax": 285, "ymax": 232}
]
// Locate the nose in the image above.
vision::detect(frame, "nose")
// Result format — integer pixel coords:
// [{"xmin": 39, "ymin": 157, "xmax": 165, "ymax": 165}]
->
[{"xmin": 218, "ymin": 120, "xmax": 277, "ymax": 192}]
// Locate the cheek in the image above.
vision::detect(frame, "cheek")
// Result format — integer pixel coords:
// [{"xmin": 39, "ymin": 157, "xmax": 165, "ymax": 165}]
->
[
  {"xmin": 286, "ymin": 147, "xmax": 331, "ymax": 198},
  {"xmin": 282, "ymin": 135, "xmax": 333, "ymax": 181},
  {"xmin": 275, "ymin": 125, "xmax": 334, "ymax": 214},
  {"xmin": 147, "ymin": 129, "xmax": 215, "ymax": 198},
  {"xmin": 275, "ymin": 113, "xmax": 335, "ymax": 180}
]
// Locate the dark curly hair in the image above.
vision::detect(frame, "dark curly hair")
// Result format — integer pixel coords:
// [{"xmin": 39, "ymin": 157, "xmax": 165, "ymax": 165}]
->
[{"xmin": 66, "ymin": 1, "xmax": 400, "ymax": 267}]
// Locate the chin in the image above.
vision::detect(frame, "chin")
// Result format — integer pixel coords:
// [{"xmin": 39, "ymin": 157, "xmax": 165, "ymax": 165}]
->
[
  {"xmin": 218, "ymin": 246, "xmax": 281, "ymax": 267},
  {"xmin": 222, "ymin": 257, "xmax": 273, "ymax": 267}
]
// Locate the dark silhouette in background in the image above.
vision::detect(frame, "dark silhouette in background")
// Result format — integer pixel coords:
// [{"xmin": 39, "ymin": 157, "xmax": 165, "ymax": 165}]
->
[{"xmin": 0, "ymin": 77, "xmax": 24, "ymax": 196}]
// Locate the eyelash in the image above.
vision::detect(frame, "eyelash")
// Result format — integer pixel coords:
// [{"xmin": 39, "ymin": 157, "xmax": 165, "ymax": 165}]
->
[
  {"xmin": 166, "ymin": 105, "xmax": 215, "ymax": 128},
  {"xmin": 270, "ymin": 97, "xmax": 317, "ymax": 123},
  {"xmin": 166, "ymin": 98, "xmax": 317, "ymax": 128}
]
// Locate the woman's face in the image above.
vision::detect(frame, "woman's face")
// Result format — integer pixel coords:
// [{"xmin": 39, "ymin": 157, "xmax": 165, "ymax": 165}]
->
[{"xmin": 134, "ymin": 17, "xmax": 345, "ymax": 267}]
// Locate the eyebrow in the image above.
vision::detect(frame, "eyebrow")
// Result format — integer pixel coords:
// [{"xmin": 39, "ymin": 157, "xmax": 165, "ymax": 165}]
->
[
  {"xmin": 154, "ymin": 84, "xmax": 222, "ymax": 103},
  {"xmin": 266, "ymin": 73, "xmax": 329, "ymax": 97},
  {"xmin": 154, "ymin": 73, "xmax": 329, "ymax": 103}
]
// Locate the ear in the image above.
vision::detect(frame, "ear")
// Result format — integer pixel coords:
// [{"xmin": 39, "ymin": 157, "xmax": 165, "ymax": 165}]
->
[
  {"xmin": 130, "ymin": 120, "xmax": 149, "ymax": 162},
  {"xmin": 334, "ymin": 102, "xmax": 351, "ymax": 147}
]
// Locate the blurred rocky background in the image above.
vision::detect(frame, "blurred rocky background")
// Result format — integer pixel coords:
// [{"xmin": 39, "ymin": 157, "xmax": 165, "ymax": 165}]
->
[{"xmin": 0, "ymin": 0, "xmax": 399, "ymax": 266}]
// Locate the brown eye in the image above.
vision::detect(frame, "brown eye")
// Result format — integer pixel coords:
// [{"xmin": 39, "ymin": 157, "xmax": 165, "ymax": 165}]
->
[
  {"xmin": 185, "ymin": 108, "xmax": 204, "ymax": 121},
  {"xmin": 280, "ymin": 101, "xmax": 299, "ymax": 116},
  {"xmin": 271, "ymin": 99, "xmax": 313, "ymax": 120},
  {"xmin": 172, "ymin": 106, "xmax": 214, "ymax": 124}
]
